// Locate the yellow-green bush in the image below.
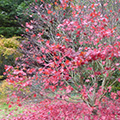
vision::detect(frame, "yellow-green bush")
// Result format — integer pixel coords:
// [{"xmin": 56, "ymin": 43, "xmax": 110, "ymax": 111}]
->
[
  {"xmin": 0, "ymin": 80, "xmax": 31, "ymax": 101},
  {"xmin": 0, "ymin": 35, "xmax": 21, "ymax": 80},
  {"xmin": 0, "ymin": 35, "xmax": 20, "ymax": 57},
  {"xmin": 0, "ymin": 80, "xmax": 13, "ymax": 99},
  {"xmin": 0, "ymin": 36, "xmax": 30, "ymax": 100}
]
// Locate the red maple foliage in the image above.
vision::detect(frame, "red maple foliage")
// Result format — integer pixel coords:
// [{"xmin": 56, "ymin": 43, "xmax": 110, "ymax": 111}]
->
[{"xmin": 4, "ymin": 0, "xmax": 120, "ymax": 119}]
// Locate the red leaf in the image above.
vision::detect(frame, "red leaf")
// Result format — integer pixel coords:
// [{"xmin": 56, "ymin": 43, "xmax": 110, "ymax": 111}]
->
[
  {"xmin": 32, "ymin": 34, "xmax": 36, "ymax": 37},
  {"xmin": 9, "ymin": 80, "xmax": 14, "ymax": 84},
  {"xmin": 117, "ymin": 91, "xmax": 120, "ymax": 96},
  {"xmin": 48, "ymin": 10, "xmax": 53, "ymax": 14},
  {"xmin": 65, "ymin": 60, "xmax": 69, "ymax": 64},
  {"xmin": 118, "ymin": 78, "xmax": 120, "ymax": 82},
  {"xmin": 65, "ymin": 38, "xmax": 70, "ymax": 42},
  {"xmin": 25, "ymin": 28, "xmax": 29, "ymax": 32},
  {"xmin": 8, "ymin": 105, "xmax": 12, "ymax": 108},
  {"xmin": 18, "ymin": 104, "xmax": 22, "ymax": 107},
  {"xmin": 34, "ymin": 94, "xmax": 37, "ymax": 97},
  {"xmin": 54, "ymin": 2, "xmax": 57, "ymax": 5},
  {"xmin": 56, "ymin": 33, "xmax": 61, "ymax": 36},
  {"xmin": 110, "ymin": 10, "xmax": 112, "ymax": 12},
  {"xmin": 46, "ymin": 40, "xmax": 50, "ymax": 46},
  {"xmin": 91, "ymin": 4, "xmax": 94, "ymax": 8},
  {"xmin": 111, "ymin": 92, "xmax": 117, "ymax": 100}
]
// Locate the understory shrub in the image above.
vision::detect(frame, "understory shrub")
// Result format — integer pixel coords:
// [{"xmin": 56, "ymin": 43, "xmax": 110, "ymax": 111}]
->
[
  {"xmin": 0, "ymin": 81, "xmax": 10, "ymax": 99},
  {"xmin": 4, "ymin": 0, "xmax": 120, "ymax": 119},
  {"xmin": 0, "ymin": 36, "xmax": 21, "ymax": 80}
]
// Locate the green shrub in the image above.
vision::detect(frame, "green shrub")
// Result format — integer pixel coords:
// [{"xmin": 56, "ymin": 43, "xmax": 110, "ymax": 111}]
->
[
  {"xmin": 0, "ymin": 80, "xmax": 12, "ymax": 99},
  {"xmin": 0, "ymin": 27, "xmax": 23, "ymax": 38},
  {"xmin": 0, "ymin": 36, "xmax": 21, "ymax": 80}
]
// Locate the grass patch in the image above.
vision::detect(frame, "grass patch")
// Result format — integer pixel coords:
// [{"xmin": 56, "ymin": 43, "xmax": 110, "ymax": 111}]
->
[{"xmin": 0, "ymin": 102, "xmax": 25, "ymax": 119}]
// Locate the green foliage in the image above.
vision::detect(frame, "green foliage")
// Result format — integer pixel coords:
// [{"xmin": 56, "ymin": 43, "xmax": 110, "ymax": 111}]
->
[
  {"xmin": 0, "ymin": 0, "xmax": 24, "ymax": 37},
  {"xmin": 0, "ymin": 80, "xmax": 11, "ymax": 98},
  {"xmin": 0, "ymin": 27, "xmax": 23, "ymax": 38},
  {"xmin": 0, "ymin": 0, "xmax": 35, "ymax": 37},
  {"xmin": 0, "ymin": 101, "xmax": 25, "ymax": 120},
  {"xmin": 0, "ymin": 0, "xmax": 58, "ymax": 37},
  {"xmin": 0, "ymin": 36, "xmax": 21, "ymax": 80},
  {"xmin": 0, "ymin": 36, "xmax": 20, "ymax": 55}
]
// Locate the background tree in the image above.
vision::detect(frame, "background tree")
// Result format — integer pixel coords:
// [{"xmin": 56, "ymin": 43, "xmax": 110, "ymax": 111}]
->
[
  {"xmin": 0, "ymin": 0, "xmax": 57, "ymax": 38},
  {"xmin": 0, "ymin": 0, "xmax": 37, "ymax": 37}
]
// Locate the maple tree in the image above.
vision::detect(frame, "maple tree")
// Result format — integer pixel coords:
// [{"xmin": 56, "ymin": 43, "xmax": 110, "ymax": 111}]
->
[{"xmin": 3, "ymin": 0, "xmax": 120, "ymax": 119}]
